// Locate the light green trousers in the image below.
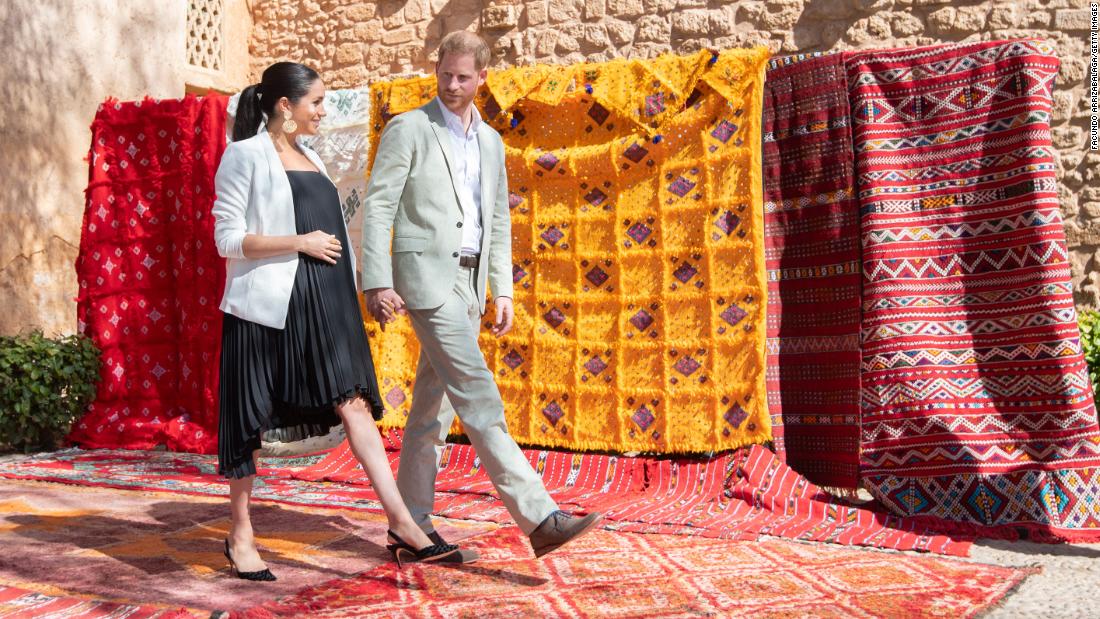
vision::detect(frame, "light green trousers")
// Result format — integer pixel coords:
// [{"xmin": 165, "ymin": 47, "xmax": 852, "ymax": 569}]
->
[{"xmin": 396, "ymin": 265, "xmax": 558, "ymax": 534}]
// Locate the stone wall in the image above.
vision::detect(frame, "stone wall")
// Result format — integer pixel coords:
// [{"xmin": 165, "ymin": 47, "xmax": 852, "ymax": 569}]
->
[{"xmin": 250, "ymin": 0, "xmax": 1100, "ymax": 306}]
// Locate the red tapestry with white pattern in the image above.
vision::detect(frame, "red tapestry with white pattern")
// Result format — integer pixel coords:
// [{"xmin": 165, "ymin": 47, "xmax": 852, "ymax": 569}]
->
[{"xmin": 70, "ymin": 95, "xmax": 228, "ymax": 453}]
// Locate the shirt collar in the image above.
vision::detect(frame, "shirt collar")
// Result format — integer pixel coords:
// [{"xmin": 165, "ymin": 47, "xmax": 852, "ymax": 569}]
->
[{"xmin": 436, "ymin": 97, "xmax": 480, "ymax": 138}]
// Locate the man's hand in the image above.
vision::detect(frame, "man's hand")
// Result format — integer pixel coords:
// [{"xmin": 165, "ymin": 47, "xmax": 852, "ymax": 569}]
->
[
  {"xmin": 365, "ymin": 288, "xmax": 407, "ymax": 332},
  {"xmin": 491, "ymin": 296, "xmax": 514, "ymax": 337}
]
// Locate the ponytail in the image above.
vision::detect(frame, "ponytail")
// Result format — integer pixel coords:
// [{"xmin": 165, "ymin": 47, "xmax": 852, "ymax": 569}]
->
[
  {"xmin": 231, "ymin": 62, "xmax": 320, "ymax": 142},
  {"xmin": 232, "ymin": 84, "xmax": 265, "ymax": 142}
]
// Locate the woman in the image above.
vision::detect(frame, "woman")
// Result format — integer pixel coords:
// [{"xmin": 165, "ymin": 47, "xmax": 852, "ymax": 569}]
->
[{"xmin": 213, "ymin": 62, "xmax": 473, "ymax": 581}]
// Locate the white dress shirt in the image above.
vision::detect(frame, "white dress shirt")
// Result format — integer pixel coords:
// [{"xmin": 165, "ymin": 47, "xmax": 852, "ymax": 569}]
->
[{"xmin": 436, "ymin": 98, "xmax": 483, "ymax": 254}]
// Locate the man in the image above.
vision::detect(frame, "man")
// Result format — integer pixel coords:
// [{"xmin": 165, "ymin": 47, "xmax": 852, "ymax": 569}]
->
[{"xmin": 360, "ymin": 31, "xmax": 603, "ymax": 558}]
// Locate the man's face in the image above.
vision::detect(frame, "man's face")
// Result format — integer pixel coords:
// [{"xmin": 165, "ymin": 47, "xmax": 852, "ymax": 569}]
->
[{"xmin": 435, "ymin": 52, "xmax": 486, "ymax": 115}]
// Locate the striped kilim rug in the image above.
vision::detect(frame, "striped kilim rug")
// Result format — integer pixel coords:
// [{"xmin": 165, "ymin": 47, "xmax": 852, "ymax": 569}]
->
[
  {"xmin": 763, "ymin": 52, "xmax": 862, "ymax": 488},
  {"xmin": 294, "ymin": 434, "xmax": 970, "ymax": 555},
  {"xmin": 849, "ymin": 39, "xmax": 1100, "ymax": 539}
]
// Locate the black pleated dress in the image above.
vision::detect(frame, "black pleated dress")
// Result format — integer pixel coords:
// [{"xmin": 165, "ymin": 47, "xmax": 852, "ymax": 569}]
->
[{"xmin": 218, "ymin": 170, "xmax": 383, "ymax": 479}]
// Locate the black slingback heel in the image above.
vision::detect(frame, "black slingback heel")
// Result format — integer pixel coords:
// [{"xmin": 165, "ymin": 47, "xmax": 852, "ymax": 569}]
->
[{"xmin": 386, "ymin": 530, "xmax": 478, "ymax": 567}]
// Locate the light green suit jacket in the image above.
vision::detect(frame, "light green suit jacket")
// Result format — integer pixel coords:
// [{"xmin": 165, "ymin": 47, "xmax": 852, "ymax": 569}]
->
[{"xmin": 360, "ymin": 100, "xmax": 512, "ymax": 314}]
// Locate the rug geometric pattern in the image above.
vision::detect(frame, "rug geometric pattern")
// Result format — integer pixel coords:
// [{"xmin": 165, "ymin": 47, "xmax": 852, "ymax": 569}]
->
[
  {"xmin": 229, "ymin": 526, "xmax": 1033, "ymax": 619},
  {"xmin": 364, "ymin": 48, "xmax": 773, "ymax": 454},
  {"xmin": 849, "ymin": 38, "xmax": 1100, "ymax": 539},
  {"xmin": 0, "ymin": 440, "xmax": 970, "ymax": 556}
]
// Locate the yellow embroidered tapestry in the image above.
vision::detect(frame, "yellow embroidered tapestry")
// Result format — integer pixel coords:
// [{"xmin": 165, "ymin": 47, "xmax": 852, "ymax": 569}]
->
[{"xmin": 366, "ymin": 48, "xmax": 772, "ymax": 454}]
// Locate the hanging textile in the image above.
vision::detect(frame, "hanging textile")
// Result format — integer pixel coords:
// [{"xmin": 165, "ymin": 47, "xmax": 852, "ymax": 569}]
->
[
  {"xmin": 70, "ymin": 94, "xmax": 228, "ymax": 452},
  {"xmin": 763, "ymin": 53, "xmax": 862, "ymax": 488},
  {"xmin": 850, "ymin": 39, "xmax": 1100, "ymax": 539},
  {"xmin": 366, "ymin": 49, "xmax": 773, "ymax": 454}
]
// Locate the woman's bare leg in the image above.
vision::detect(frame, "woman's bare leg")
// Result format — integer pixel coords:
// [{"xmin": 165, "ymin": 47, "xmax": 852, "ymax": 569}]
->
[
  {"xmin": 227, "ymin": 451, "xmax": 269, "ymax": 571},
  {"xmin": 337, "ymin": 397, "xmax": 434, "ymax": 549}
]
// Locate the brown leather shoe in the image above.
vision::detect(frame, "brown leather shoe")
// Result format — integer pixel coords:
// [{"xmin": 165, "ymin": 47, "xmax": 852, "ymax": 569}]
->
[{"xmin": 528, "ymin": 510, "xmax": 605, "ymax": 558}]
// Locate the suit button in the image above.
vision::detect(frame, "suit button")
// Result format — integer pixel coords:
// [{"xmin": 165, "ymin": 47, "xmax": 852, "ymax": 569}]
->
[
  {"xmin": 456, "ymin": 222, "xmax": 463, "ymax": 228},
  {"xmin": 452, "ymin": 252, "xmax": 459, "ymax": 258}
]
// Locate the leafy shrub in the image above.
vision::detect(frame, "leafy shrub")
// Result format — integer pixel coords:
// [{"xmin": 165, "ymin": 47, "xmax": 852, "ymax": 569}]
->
[
  {"xmin": 1080, "ymin": 309, "xmax": 1100, "ymax": 397},
  {"xmin": 0, "ymin": 331, "xmax": 101, "ymax": 452}
]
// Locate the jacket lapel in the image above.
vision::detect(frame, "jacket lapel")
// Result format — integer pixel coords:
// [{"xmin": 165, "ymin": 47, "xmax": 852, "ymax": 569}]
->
[
  {"xmin": 425, "ymin": 101, "xmax": 462, "ymax": 206},
  {"xmin": 259, "ymin": 131, "xmax": 292, "ymax": 209}
]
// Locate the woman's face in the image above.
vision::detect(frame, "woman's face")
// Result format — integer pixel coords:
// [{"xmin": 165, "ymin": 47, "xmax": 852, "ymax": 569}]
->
[{"xmin": 281, "ymin": 78, "xmax": 326, "ymax": 136}]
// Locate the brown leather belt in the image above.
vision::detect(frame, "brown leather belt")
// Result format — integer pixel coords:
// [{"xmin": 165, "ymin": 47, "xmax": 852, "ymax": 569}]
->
[{"xmin": 458, "ymin": 253, "xmax": 480, "ymax": 268}]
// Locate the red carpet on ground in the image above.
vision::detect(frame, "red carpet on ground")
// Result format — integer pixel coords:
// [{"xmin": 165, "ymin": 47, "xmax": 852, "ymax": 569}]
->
[
  {"xmin": 294, "ymin": 433, "xmax": 971, "ymax": 555},
  {"xmin": 227, "ymin": 526, "xmax": 1027, "ymax": 619},
  {"xmin": 0, "ymin": 436, "xmax": 970, "ymax": 556},
  {"xmin": 0, "ymin": 479, "xmax": 1029, "ymax": 619}
]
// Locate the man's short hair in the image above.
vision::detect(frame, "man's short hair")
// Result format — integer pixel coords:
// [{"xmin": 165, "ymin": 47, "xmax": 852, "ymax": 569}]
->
[{"xmin": 436, "ymin": 31, "xmax": 490, "ymax": 70}]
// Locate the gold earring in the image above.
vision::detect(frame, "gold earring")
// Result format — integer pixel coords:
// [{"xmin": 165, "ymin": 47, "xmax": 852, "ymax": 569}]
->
[{"xmin": 281, "ymin": 109, "xmax": 298, "ymax": 134}]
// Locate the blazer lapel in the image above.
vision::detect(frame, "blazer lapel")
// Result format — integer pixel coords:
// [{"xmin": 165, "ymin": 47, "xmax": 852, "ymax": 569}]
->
[
  {"xmin": 259, "ymin": 131, "xmax": 292, "ymax": 208},
  {"xmin": 425, "ymin": 101, "xmax": 462, "ymax": 204}
]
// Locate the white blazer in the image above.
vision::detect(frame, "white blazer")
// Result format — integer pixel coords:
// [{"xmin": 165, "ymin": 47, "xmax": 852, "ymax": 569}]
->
[{"xmin": 212, "ymin": 130, "xmax": 356, "ymax": 329}]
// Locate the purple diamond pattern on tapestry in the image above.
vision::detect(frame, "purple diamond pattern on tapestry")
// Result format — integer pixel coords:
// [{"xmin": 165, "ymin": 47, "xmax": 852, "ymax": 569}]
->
[
  {"xmin": 632, "ymin": 405, "xmax": 656, "ymax": 430},
  {"xmin": 544, "ymin": 307, "xmax": 567, "ymax": 329},
  {"xmin": 586, "ymin": 266, "xmax": 609, "ymax": 287},
  {"xmin": 715, "ymin": 210, "xmax": 740, "ymax": 236},
  {"xmin": 588, "ymin": 102, "xmax": 610, "ymax": 125},
  {"xmin": 584, "ymin": 188, "xmax": 608, "ymax": 207},
  {"xmin": 626, "ymin": 222, "xmax": 652, "ymax": 244},
  {"xmin": 673, "ymin": 262, "xmax": 698, "ymax": 283},
  {"xmin": 502, "ymin": 349, "xmax": 524, "ymax": 370},
  {"xmin": 711, "ymin": 120, "xmax": 738, "ymax": 143},
  {"xmin": 512, "ymin": 264, "xmax": 528, "ymax": 284},
  {"xmin": 724, "ymin": 404, "xmax": 748, "ymax": 429},
  {"xmin": 508, "ymin": 192, "xmax": 524, "ymax": 209},
  {"xmin": 536, "ymin": 152, "xmax": 559, "ymax": 171},
  {"xmin": 673, "ymin": 356, "xmax": 701, "ymax": 376},
  {"xmin": 630, "ymin": 309, "xmax": 654, "ymax": 331},
  {"xmin": 720, "ymin": 303, "xmax": 748, "ymax": 327},
  {"xmin": 484, "ymin": 96, "xmax": 502, "ymax": 119},
  {"xmin": 542, "ymin": 401, "xmax": 565, "ymax": 425},
  {"xmin": 623, "ymin": 143, "xmax": 648, "ymax": 163},
  {"xmin": 645, "ymin": 92, "xmax": 666, "ymax": 117},
  {"xmin": 541, "ymin": 227, "xmax": 564, "ymax": 246},
  {"xmin": 584, "ymin": 356, "xmax": 608, "ymax": 376},
  {"xmin": 669, "ymin": 176, "xmax": 696, "ymax": 198},
  {"xmin": 385, "ymin": 387, "xmax": 406, "ymax": 409}
]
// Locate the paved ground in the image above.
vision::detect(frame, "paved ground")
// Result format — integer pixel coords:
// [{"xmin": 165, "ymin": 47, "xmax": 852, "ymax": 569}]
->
[{"xmin": 970, "ymin": 539, "xmax": 1100, "ymax": 618}]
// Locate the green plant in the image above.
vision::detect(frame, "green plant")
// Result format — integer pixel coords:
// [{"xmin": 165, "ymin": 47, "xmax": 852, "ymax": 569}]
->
[
  {"xmin": 1079, "ymin": 309, "xmax": 1100, "ymax": 396},
  {"xmin": 0, "ymin": 331, "xmax": 101, "ymax": 452}
]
